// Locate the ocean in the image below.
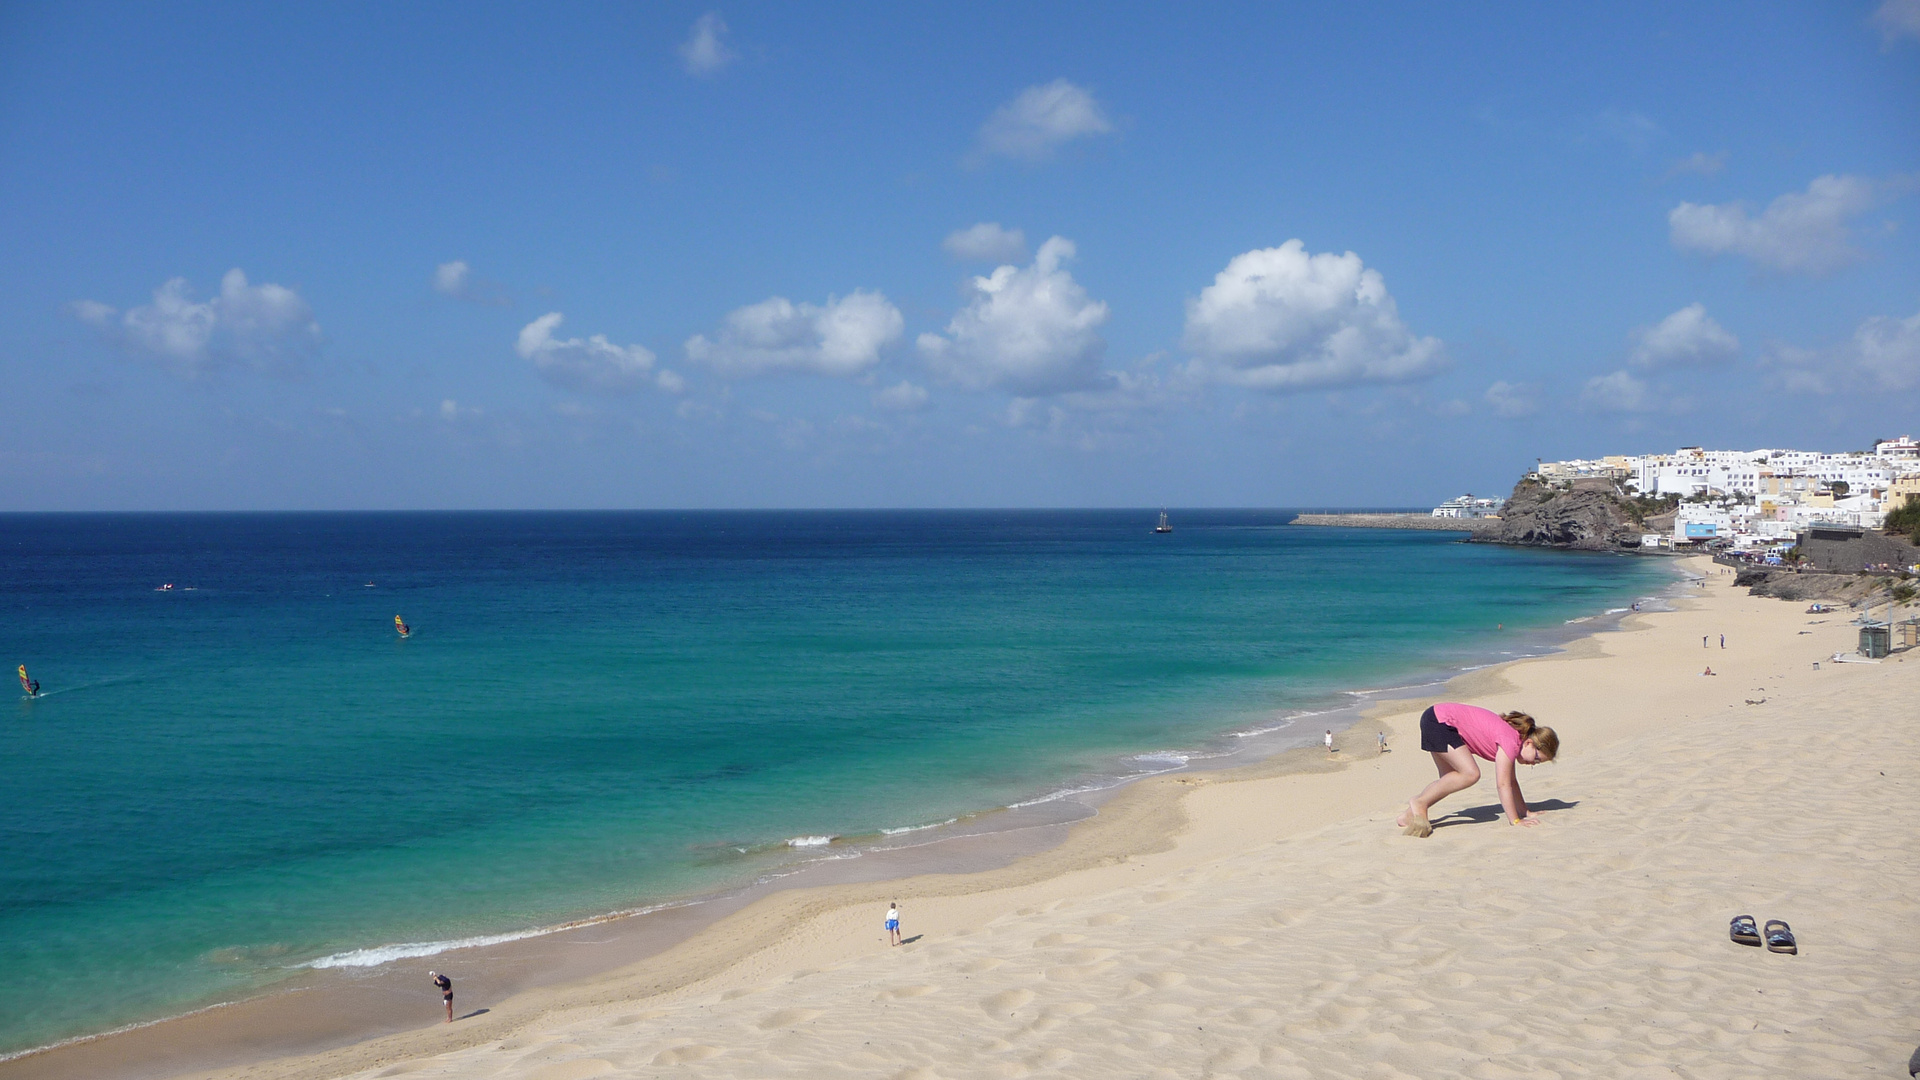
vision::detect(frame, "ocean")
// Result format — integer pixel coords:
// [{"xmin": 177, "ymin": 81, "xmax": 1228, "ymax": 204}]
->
[{"xmin": 0, "ymin": 511, "xmax": 1672, "ymax": 1056}]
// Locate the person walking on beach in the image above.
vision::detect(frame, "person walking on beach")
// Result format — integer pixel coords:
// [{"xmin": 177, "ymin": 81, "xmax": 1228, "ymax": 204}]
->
[
  {"xmin": 430, "ymin": 971, "xmax": 452, "ymax": 1023},
  {"xmin": 1324, "ymin": 730, "xmax": 1335, "ymax": 753},
  {"xmin": 1377, "ymin": 731, "xmax": 1389, "ymax": 754},
  {"xmin": 1396, "ymin": 703, "xmax": 1558, "ymax": 838},
  {"xmin": 885, "ymin": 902, "xmax": 902, "ymax": 946},
  {"xmin": 1720, "ymin": 634, "xmax": 1725, "ymax": 649}
]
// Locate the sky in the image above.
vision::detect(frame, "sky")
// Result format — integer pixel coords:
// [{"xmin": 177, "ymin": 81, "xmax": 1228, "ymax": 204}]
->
[{"xmin": 2, "ymin": 1, "xmax": 1917, "ymax": 510}]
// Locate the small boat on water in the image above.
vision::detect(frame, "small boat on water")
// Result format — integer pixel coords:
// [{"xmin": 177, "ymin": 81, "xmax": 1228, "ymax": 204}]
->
[{"xmin": 1154, "ymin": 511, "xmax": 1173, "ymax": 534}]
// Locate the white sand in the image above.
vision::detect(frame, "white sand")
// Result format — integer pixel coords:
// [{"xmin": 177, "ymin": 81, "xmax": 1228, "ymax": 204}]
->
[{"xmin": 114, "ymin": 560, "xmax": 1920, "ymax": 1078}]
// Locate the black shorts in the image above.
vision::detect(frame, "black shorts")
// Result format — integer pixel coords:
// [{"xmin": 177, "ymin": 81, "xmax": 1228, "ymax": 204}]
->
[{"xmin": 1419, "ymin": 707, "xmax": 1465, "ymax": 753}]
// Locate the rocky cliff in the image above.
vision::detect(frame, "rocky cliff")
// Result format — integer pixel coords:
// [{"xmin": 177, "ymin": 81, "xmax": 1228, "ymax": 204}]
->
[{"xmin": 1480, "ymin": 476, "xmax": 1652, "ymax": 551}]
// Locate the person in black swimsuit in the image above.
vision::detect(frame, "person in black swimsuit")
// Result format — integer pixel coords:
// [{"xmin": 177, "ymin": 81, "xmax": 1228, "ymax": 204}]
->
[{"xmin": 430, "ymin": 971, "xmax": 452, "ymax": 1022}]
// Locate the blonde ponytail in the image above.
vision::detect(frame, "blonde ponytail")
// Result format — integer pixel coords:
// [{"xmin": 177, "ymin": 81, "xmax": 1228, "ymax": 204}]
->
[{"xmin": 1502, "ymin": 711, "xmax": 1558, "ymax": 761}]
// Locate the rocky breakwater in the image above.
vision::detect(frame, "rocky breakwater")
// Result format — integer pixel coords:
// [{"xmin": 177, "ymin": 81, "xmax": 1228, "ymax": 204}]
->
[
  {"xmin": 1288, "ymin": 513, "xmax": 1499, "ymax": 535},
  {"xmin": 1478, "ymin": 476, "xmax": 1671, "ymax": 551}
]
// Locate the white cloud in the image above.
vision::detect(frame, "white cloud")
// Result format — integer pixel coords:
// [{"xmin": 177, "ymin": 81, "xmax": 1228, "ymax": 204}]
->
[
  {"xmin": 433, "ymin": 260, "xmax": 470, "ymax": 297},
  {"xmin": 1770, "ymin": 310, "xmax": 1920, "ymax": 393},
  {"xmin": 679, "ymin": 12, "xmax": 736, "ymax": 75},
  {"xmin": 1852, "ymin": 311, "xmax": 1920, "ymax": 390},
  {"xmin": 1180, "ymin": 240, "xmax": 1445, "ymax": 392},
  {"xmin": 516, "ymin": 312, "xmax": 681, "ymax": 395},
  {"xmin": 942, "ymin": 222, "xmax": 1027, "ymax": 262},
  {"xmin": 1668, "ymin": 174, "xmax": 1883, "ymax": 274},
  {"xmin": 1579, "ymin": 370, "xmax": 1662, "ymax": 413},
  {"xmin": 1628, "ymin": 303, "xmax": 1739, "ymax": 368},
  {"xmin": 975, "ymin": 80, "xmax": 1113, "ymax": 162},
  {"xmin": 71, "ymin": 269, "xmax": 318, "ymax": 376},
  {"xmin": 1874, "ymin": 0, "xmax": 1920, "ymax": 44},
  {"xmin": 872, "ymin": 380, "xmax": 929, "ymax": 411},
  {"xmin": 1663, "ymin": 151, "xmax": 1726, "ymax": 180},
  {"xmin": 1483, "ymin": 380, "xmax": 1540, "ymax": 418},
  {"xmin": 916, "ymin": 236, "xmax": 1109, "ymax": 394},
  {"xmin": 439, "ymin": 398, "xmax": 482, "ymax": 421},
  {"xmin": 686, "ymin": 290, "xmax": 903, "ymax": 378}
]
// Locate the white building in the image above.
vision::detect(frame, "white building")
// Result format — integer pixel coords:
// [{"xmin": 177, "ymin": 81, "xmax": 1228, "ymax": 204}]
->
[{"xmin": 1431, "ymin": 494, "xmax": 1505, "ymax": 518}]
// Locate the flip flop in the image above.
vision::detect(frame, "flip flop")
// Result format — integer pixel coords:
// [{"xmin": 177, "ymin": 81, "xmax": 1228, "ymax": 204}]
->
[
  {"xmin": 1764, "ymin": 919, "xmax": 1797, "ymax": 954},
  {"xmin": 1729, "ymin": 914, "xmax": 1761, "ymax": 947}
]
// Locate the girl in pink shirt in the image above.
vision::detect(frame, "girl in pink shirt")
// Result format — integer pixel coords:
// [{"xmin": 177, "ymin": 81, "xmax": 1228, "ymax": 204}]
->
[{"xmin": 1396, "ymin": 702, "xmax": 1559, "ymax": 837}]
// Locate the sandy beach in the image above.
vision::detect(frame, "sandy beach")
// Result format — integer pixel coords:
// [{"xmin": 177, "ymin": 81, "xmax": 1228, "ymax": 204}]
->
[{"xmin": 13, "ymin": 556, "xmax": 1918, "ymax": 1080}]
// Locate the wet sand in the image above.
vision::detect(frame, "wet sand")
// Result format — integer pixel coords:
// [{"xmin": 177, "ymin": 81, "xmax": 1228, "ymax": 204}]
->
[{"xmin": 13, "ymin": 557, "xmax": 1917, "ymax": 1079}]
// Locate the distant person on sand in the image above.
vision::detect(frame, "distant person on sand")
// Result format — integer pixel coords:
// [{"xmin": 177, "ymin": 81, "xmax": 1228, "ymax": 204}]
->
[
  {"xmin": 430, "ymin": 971, "xmax": 452, "ymax": 1022},
  {"xmin": 1324, "ymin": 730, "xmax": 1335, "ymax": 753},
  {"xmin": 885, "ymin": 902, "xmax": 901, "ymax": 946},
  {"xmin": 1397, "ymin": 703, "xmax": 1558, "ymax": 838},
  {"xmin": 1377, "ymin": 731, "xmax": 1389, "ymax": 753}
]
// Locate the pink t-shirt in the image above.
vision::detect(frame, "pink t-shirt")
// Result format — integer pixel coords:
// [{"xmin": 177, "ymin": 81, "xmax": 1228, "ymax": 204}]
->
[{"xmin": 1432, "ymin": 702, "xmax": 1523, "ymax": 763}]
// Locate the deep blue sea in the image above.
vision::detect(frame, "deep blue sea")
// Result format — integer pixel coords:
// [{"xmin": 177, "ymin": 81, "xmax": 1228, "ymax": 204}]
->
[{"xmin": 0, "ymin": 511, "xmax": 1671, "ymax": 1055}]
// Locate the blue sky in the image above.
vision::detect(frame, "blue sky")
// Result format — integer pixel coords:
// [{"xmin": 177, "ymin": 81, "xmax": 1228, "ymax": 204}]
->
[{"xmin": 2, "ymin": 2, "xmax": 1916, "ymax": 509}]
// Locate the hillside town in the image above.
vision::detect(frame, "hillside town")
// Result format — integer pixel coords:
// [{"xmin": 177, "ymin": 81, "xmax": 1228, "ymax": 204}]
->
[{"xmin": 1438, "ymin": 436, "xmax": 1920, "ymax": 554}]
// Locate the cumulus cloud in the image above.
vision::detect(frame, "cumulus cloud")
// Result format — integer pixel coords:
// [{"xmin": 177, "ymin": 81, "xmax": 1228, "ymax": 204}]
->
[
  {"xmin": 71, "ymin": 269, "xmax": 318, "ymax": 376},
  {"xmin": 1180, "ymin": 240, "xmax": 1445, "ymax": 392},
  {"xmin": 433, "ymin": 261, "xmax": 469, "ymax": 297},
  {"xmin": 516, "ymin": 312, "xmax": 681, "ymax": 395},
  {"xmin": 686, "ymin": 291, "xmax": 903, "ymax": 378},
  {"xmin": 679, "ymin": 12, "xmax": 736, "ymax": 75},
  {"xmin": 1579, "ymin": 370, "xmax": 1663, "ymax": 413},
  {"xmin": 975, "ymin": 80, "xmax": 1113, "ymax": 162},
  {"xmin": 916, "ymin": 236, "xmax": 1109, "ymax": 394},
  {"xmin": 1668, "ymin": 174, "xmax": 1884, "ymax": 274},
  {"xmin": 430, "ymin": 259, "xmax": 508, "ymax": 305},
  {"xmin": 1874, "ymin": 0, "xmax": 1920, "ymax": 44},
  {"xmin": 1483, "ymin": 380, "xmax": 1540, "ymax": 418},
  {"xmin": 1628, "ymin": 303, "xmax": 1739, "ymax": 369},
  {"xmin": 872, "ymin": 380, "xmax": 929, "ymax": 411},
  {"xmin": 943, "ymin": 222, "xmax": 1027, "ymax": 262},
  {"xmin": 1768, "ymin": 310, "xmax": 1920, "ymax": 393}
]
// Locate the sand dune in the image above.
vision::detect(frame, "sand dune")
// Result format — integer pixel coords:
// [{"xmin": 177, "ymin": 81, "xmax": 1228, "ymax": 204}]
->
[{"xmin": 72, "ymin": 560, "xmax": 1920, "ymax": 1078}]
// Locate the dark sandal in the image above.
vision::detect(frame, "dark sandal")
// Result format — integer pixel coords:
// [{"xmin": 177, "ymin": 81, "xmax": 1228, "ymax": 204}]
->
[
  {"xmin": 1764, "ymin": 919, "xmax": 1796, "ymax": 954},
  {"xmin": 1729, "ymin": 914, "xmax": 1761, "ymax": 947}
]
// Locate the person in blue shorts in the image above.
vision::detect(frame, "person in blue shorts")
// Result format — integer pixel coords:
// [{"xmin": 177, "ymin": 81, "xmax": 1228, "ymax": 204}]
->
[{"xmin": 885, "ymin": 902, "xmax": 901, "ymax": 946}]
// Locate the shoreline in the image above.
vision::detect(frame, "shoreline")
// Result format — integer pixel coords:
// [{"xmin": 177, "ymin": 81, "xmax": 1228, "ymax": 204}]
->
[
  {"xmin": 264, "ymin": 552, "xmax": 1911, "ymax": 1077},
  {"xmin": 0, "ymin": 558, "xmax": 1692, "ymax": 1080}
]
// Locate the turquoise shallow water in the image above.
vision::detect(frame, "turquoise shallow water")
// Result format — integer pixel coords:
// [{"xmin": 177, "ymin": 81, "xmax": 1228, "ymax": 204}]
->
[{"xmin": 0, "ymin": 511, "xmax": 1671, "ymax": 1054}]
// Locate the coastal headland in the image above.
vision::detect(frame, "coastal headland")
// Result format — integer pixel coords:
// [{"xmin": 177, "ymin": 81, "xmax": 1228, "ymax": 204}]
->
[{"xmin": 12, "ymin": 556, "xmax": 1916, "ymax": 1080}]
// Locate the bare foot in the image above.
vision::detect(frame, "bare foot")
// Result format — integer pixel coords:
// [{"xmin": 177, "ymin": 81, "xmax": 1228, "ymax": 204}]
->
[{"xmin": 1400, "ymin": 803, "xmax": 1432, "ymax": 838}]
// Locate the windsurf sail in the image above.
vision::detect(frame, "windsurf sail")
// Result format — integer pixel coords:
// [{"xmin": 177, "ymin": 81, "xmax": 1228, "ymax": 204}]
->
[
  {"xmin": 18, "ymin": 665, "xmax": 37, "ymax": 696},
  {"xmin": 394, "ymin": 615, "xmax": 411, "ymax": 637}
]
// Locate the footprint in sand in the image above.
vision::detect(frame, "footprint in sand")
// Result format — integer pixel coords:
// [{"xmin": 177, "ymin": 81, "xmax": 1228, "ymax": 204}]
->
[
  {"xmin": 651, "ymin": 1045, "xmax": 722, "ymax": 1065},
  {"xmin": 981, "ymin": 988, "xmax": 1035, "ymax": 1016},
  {"xmin": 757, "ymin": 1008, "xmax": 825, "ymax": 1029},
  {"xmin": 1032, "ymin": 932, "xmax": 1086, "ymax": 947},
  {"xmin": 1126, "ymin": 971, "xmax": 1187, "ymax": 995},
  {"xmin": 721, "ymin": 984, "xmax": 770, "ymax": 1000},
  {"xmin": 1085, "ymin": 912, "xmax": 1128, "ymax": 927},
  {"xmin": 963, "ymin": 957, "xmax": 1007, "ymax": 973}
]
